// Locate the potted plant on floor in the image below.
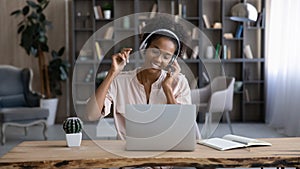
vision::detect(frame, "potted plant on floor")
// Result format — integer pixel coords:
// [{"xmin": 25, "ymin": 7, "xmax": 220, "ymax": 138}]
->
[
  {"xmin": 63, "ymin": 117, "xmax": 83, "ymax": 147},
  {"xmin": 11, "ymin": 0, "xmax": 70, "ymax": 125}
]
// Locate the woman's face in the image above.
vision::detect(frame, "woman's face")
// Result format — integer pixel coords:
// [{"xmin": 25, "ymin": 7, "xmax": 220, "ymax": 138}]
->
[{"xmin": 143, "ymin": 37, "xmax": 176, "ymax": 70}]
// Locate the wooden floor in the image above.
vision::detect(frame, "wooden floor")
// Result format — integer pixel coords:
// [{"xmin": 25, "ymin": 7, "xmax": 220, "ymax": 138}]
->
[{"xmin": 0, "ymin": 122, "xmax": 286, "ymax": 157}]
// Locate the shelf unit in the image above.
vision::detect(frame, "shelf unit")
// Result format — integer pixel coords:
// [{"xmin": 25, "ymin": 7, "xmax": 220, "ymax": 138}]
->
[
  {"xmin": 71, "ymin": 0, "xmax": 265, "ymax": 122},
  {"xmin": 200, "ymin": 0, "xmax": 265, "ymax": 121}
]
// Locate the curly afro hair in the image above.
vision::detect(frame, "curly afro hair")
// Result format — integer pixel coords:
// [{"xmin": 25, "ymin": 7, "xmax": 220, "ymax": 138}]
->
[{"xmin": 140, "ymin": 15, "xmax": 191, "ymax": 58}]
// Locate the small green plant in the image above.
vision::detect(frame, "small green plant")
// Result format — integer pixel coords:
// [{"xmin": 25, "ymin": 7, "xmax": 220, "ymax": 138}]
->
[
  {"xmin": 63, "ymin": 117, "xmax": 83, "ymax": 134},
  {"xmin": 102, "ymin": 2, "xmax": 112, "ymax": 10}
]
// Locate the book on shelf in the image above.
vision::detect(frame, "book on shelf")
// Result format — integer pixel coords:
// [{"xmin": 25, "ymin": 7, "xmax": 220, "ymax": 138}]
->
[
  {"xmin": 256, "ymin": 8, "xmax": 265, "ymax": 27},
  {"xmin": 171, "ymin": 0, "xmax": 175, "ymax": 15},
  {"xmin": 178, "ymin": 0, "xmax": 182, "ymax": 17},
  {"xmin": 104, "ymin": 26, "xmax": 114, "ymax": 39},
  {"xmin": 244, "ymin": 89, "xmax": 250, "ymax": 102},
  {"xmin": 244, "ymin": 45, "xmax": 254, "ymax": 59},
  {"xmin": 177, "ymin": 0, "xmax": 187, "ymax": 18},
  {"xmin": 192, "ymin": 27, "xmax": 199, "ymax": 39},
  {"xmin": 95, "ymin": 41, "xmax": 103, "ymax": 60},
  {"xmin": 96, "ymin": 5, "xmax": 103, "ymax": 19},
  {"xmin": 139, "ymin": 21, "xmax": 146, "ymax": 34},
  {"xmin": 202, "ymin": 14, "xmax": 211, "ymax": 28},
  {"xmin": 223, "ymin": 45, "xmax": 227, "ymax": 59},
  {"xmin": 227, "ymin": 46, "xmax": 231, "ymax": 59},
  {"xmin": 215, "ymin": 43, "xmax": 222, "ymax": 59},
  {"xmin": 198, "ymin": 134, "xmax": 272, "ymax": 151},
  {"xmin": 235, "ymin": 24, "xmax": 243, "ymax": 38},
  {"xmin": 182, "ymin": 2, "xmax": 187, "ymax": 18},
  {"xmin": 191, "ymin": 46, "xmax": 199, "ymax": 59},
  {"xmin": 93, "ymin": 6, "xmax": 99, "ymax": 20},
  {"xmin": 149, "ymin": 3, "xmax": 157, "ymax": 18}
]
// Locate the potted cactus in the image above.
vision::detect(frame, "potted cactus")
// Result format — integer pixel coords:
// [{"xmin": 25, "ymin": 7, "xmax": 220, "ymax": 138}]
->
[{"xmin": 63, "ymin": 117, "xmax": 83, "ymax": 147}]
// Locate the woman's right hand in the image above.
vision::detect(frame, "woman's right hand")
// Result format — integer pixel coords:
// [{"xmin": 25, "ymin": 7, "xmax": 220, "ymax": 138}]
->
[{"xmin": 110, "ymin": 48, "xmax": 132, "ymax": 75}]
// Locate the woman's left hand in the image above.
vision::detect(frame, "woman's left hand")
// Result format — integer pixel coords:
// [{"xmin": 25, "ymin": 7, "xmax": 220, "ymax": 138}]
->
[
  {"xmin": 162, "ymin": 60, "xmax": 181, "ymax": 104},
  {"xmin": 162, "ymin": 60, "xmax": 181, "ymax": 89}
]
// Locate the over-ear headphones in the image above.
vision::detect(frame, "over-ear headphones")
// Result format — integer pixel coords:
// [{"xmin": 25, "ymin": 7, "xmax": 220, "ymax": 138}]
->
[{"xmin": 139, "ymin": 29, "xmax": 181, "ymax": 66}]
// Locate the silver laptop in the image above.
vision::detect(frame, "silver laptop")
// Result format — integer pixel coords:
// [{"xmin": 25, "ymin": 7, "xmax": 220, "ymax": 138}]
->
[{"xmin": 125, "ymin": 104, "xmax": 196, "ymax": 151}]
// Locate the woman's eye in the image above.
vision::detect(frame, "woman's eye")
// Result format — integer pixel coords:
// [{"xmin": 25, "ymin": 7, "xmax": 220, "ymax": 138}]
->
[
  {"xmin": 151, "ymin": 48, "xmax": 161, "ymax": 56},
  {"xmin": 163, "ymin": 55, "xmax": 172, "ymax": 60}
]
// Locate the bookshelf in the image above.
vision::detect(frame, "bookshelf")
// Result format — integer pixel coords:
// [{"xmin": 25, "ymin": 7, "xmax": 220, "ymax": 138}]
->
[
  {"xmin": 71, "ymin": 0, "xmax": 265, "ymax": 122},
  {"xmin": 200, "ymin": 0, "xmax": 265, "ymax": 122}
]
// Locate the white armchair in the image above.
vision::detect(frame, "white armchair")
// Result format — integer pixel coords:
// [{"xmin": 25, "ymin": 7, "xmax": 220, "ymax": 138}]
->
[{"xmin": 191, "ymin": 76, "xmax": 235, "ymax": 138}]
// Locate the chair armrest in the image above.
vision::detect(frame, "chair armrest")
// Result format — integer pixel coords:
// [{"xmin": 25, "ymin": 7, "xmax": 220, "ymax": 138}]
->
[
  {"xmin": 198, "ymin": 85, "xmax": 211, "ymax": 103},
  {"xmin": 208, "ymin": 89, "xmax": 227, "ymax": 113},
  {"xmin": 21, "ymin": 68, "xmax": 43, "ymax": 107}
]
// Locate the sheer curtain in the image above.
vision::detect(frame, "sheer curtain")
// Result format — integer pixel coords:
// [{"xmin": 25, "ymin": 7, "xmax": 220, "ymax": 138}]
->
[{"xmin": 266, "ymin": 0, "xmax": 300, "ymax": 136}]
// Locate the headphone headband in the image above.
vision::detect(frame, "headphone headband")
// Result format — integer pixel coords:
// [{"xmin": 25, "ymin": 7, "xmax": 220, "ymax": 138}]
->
[{"xmin": 139, "ymin": 29, "xmax": 181, "ymax": 59}]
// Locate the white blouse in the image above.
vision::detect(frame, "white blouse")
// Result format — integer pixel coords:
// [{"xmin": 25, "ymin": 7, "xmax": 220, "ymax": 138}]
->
[{"xmin": 101, "ymin": 68, "xmax": 192, "ymax": 140}]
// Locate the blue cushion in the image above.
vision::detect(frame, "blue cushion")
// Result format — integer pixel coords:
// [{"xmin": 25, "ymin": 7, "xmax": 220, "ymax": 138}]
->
[
  {"xmin": 0, "ymin": 94, "xmax": 27, "ymax": 108},
  {"xmin": 0, "ymin": 107, "xmax": 49, "ymax": 122}
]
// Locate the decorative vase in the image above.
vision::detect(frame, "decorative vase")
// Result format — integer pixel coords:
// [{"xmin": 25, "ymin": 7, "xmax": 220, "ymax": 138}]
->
[
  {"xmin": 63, "ymin": 117, "xmax": 83, "ymax": 147},
  {"xmin": 205, "ymin": 46, "xmax": 214, "ymax": 59},
  {"xmin": 234, "ymin": 81, "xmax": 243, "ymax": 93},
  {"xmin": 40, "ymin": 98, "xmax": 59, "ymax": 126}
]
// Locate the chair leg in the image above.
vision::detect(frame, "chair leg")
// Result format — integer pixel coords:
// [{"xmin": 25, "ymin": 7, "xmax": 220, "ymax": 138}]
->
[
  {"xmin": 195, "ymin": 121, "xmax": 201, "ymax": 139},
  {"xmin": 201, "ymin": 112, "xmax": 211, "ymax": 139},
  {"xmin": 225, "ymin": 111, "xmax": 234, "ymax": 134},
  {"xmin": 0, "ymin": 124, "xmax": 2, "ymax": 145},
  {"xmin": 24, "ymin": 127, "xmax": 28, "ymax": 136},
  {"xmin": 208, "ymin": 112, "xmax": 212, "ymax": 137},
  {"xmin": 197, "ymin": 111, "xmax": 201, "ymax": 124},
  {"xmin": 42, "ymin": 121, "xmax": 48, "ymax": 140},
  {"xmin": 1, "ymin": 123, "xmax": 7, "ymax": 145}
]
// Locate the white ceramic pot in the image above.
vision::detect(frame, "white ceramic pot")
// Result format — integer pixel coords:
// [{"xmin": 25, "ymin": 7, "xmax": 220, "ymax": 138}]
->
[
  {"xmin": 103, "ymin": 10, "xmax": 111, "ymax": 19},
  {"xmin": 66, "ymin": 133, "xmax": 82, "ymax": 147},
  {"xmin": 40, "ymin": 98, "xmax": 59, "ymax": 126},
  {"xmin": 205, "ymin": 46, "xmax": 214, "ymax": 59}
]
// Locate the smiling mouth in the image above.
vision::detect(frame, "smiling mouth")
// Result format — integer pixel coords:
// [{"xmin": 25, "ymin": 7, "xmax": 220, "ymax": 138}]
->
[{"xmin": 151, "ymin": 63, "xmax": 161, "ymax": 69}]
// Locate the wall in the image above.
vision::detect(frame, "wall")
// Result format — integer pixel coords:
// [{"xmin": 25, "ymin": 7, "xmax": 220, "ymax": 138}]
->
[{"xmin": 0, "ymin": 0, "xmax": 69, "ymax": 123}]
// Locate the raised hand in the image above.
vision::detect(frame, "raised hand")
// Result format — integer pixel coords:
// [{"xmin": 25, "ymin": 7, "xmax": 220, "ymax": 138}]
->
[{"xmin": 110, "ymin": 48, "xmax": 132, "ymax": 74}]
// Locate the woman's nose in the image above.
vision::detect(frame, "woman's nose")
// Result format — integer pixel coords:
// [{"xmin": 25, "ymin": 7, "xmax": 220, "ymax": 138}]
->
[{"xmin": 153, "ymin": 54, "xmax": 162, "ymax": 63}]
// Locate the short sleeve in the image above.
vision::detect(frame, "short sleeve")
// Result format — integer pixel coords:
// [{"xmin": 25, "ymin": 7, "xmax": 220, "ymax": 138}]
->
[{"xmin": 101, "ymin": 78, "xmax": 117, "ymax": 117}]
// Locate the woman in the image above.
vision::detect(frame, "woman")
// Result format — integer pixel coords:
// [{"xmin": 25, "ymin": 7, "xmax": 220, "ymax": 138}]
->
[{"xmin": 86, "ymin": 16, "xmax": 195, "ymax": 140}]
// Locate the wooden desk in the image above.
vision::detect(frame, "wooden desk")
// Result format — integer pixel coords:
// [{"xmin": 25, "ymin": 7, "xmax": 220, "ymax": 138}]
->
[{"xmin": 0, "ymin": 137, "xmax": 300, "ymax": 169}]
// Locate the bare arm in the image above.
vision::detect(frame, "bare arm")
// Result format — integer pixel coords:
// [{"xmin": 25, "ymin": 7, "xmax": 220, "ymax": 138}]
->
[{"xmin": 85, "ymin": 48, "xmax": 132, "ymax": 121}]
